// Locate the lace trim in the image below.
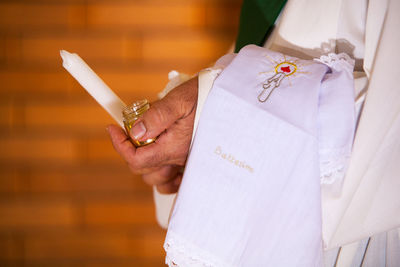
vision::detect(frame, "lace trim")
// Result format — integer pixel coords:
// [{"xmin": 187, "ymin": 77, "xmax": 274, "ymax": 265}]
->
[
  {"xmin": 164, "ymin": 231, "xmax": 229, "ymax": 267},
  {"xmin": 320, "ymin": 156, "xmax": 350, "ymax": 185},
  {"xmin": 319, "ymin": 147, "xmax": 351, "ymax": 185},
  {"xmin": 314, "ymin": 53, "xmax": 355, "ymax": 71}
]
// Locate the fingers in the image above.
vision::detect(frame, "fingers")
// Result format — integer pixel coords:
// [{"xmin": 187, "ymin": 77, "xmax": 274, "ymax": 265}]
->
[
  {"xmin": 128, "ymin": 100, "xmax": 178, "ymax": 142},
  {"xmin": 156, "ymin": 175, "xmax": 182, "ymax": 194},
  {"xmin": 107, "ymin": 124, "xmax": 137, "ymax": 163},
  {"xmin": 107, "ymin": 123, "xmax": 188, "ymax": 172},
  {"xmin": 107, "ymin": 124, "xmax": 158, "ymax": 173},
  {"xmin": 108, "ymin": 124, "xmax": 183, "ymax": 193},
  {"xmin": 130, "ymin": 77, "xmax": 198, "ymax": 142},
  {"xmin": 142, "ymin": 165, "xmax": 182, "ymax": 194},
  {"xmin": 141, "ymin": 165, "xmax": 177, "ymax": 185},
  {"xmin": 127, "ymin": 130, "xmax": 188, "ymax": 169},
  {"xmin": 107, "ymin": 76, "xmax": 197, "ymax": 187}
]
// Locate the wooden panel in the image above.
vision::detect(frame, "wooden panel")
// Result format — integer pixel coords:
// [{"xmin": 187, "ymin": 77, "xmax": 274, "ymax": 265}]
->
[
  {"xmin": 87, "ymin": 3, "xmax": 203, "ymax": 29},
  {"xmin": 205, "ymin": 5, "xmax": 241, "ymax": 29},
  {"xmin": 0, "ymin": 70, "xmax": 167, "ymax": 99},
  {"xmin": 23, "ymin": 230, "xmax": 165, "ymax": 260},
  {"xmin": 0, "ymin": 168, "xmax": 21, "ymax": 194},
  {"xmin": 0, "ymin": 71, "xmax": 72, "ymax": 96},
  {"xmin": 0, "ymin": 234, "xmax": 22, "ymax": 260},
  {"xmin": 24, "ymin": 102, "xmax": 113, "ymax": 129},
  {"xmin": 0, "ymin": 0, "xmax": 241, "ymax": 265},
  {"xmin": 85, "ymin": 137, "xmax": 124, "ymax": 163},
  {"xmin": 19, "ymin": 36, "xmax": 142, "ymax": 62},
  {"xmin": 83, "ymin": 200, "xmax": 155, "ymax": 226},
  {"xmin": 0, "ymin": 37, "xmax": 21, "ymax": 64},
  {"xmin": 0, "ymin": 166, "xmax": 148, "ymax": 195},
  {"xmin": 0, "ymin": 102, "xmax": 13, "ymax": 127},
  {"xmin": 100, "ymin": 71, "xmax": 168, "ymax": 101},
  {"xmin": 26, "ymin": 168, "xmax": 148, "ymax": 194},
  {"xmin": 0, "ymin": 200, "xmax": 77, "ymax": 228},
  {"xmin": 0, "ymin": 135, "xmax": 78, "ymax": 163},
  {"xmin": 143, "ymin": 34, "xmax": 231, "ymax": 61},
  {"xmin": 0, "ymin": 3, "xmax": 85, "ymax": 30}
]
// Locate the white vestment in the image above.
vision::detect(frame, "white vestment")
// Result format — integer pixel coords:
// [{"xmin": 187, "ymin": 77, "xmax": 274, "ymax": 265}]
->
[{"xmin": 154, "ymin": 0, "xmax": 400, "ymax": 265}]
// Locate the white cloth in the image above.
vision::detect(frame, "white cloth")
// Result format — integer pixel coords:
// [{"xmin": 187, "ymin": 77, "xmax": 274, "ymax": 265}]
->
[
  {"xmin": 154, "ymin": 0, "xmax": 400, "ymax": 264},
  {"xmin": 164, "ymin": 45, "xmax": 355, "ymax": 266},
  {"xmin": 154, "ymin": 0, "xmax": 370, "ymax": 231},
  {"xmin": 265, "ymin": 0, "xmax": 366, "ymax": 70}
]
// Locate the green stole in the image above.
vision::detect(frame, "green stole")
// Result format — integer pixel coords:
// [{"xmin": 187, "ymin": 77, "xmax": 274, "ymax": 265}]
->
[{"xmin": 234, "ymin": 0, "xmax": 287, "ymax": 53}]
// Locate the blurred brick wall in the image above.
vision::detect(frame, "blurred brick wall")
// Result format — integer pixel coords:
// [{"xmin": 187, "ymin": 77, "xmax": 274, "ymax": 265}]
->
[{"xmin": 0, "ymin": 0, "xmax": 241, "ymax": 266}]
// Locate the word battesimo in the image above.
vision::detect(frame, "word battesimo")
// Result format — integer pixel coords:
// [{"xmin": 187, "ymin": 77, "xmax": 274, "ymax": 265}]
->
[{"xmin": 214, "ymin": 146, "xmax": 254, "ymax": 173}]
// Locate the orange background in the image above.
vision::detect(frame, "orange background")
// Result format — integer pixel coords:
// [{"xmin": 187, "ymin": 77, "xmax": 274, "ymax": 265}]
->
[{"xmin": 0, "ymin": 0, "xmax": 241, "ymax": 266}]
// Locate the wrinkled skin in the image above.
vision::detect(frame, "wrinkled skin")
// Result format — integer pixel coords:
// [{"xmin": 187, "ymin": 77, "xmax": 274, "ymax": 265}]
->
[{"xmin": 107, "ymin": 77, "xmax": 198, "ymax": 193}]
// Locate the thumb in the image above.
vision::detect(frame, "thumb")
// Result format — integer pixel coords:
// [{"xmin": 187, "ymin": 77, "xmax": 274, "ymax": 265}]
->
[
  {"xmin": 130, "ymin": 76, "xmax": 198, "ymax": 142},
  {"xmin": 129, "ymin": 97, "xmax": 183, "ymax": 142}
]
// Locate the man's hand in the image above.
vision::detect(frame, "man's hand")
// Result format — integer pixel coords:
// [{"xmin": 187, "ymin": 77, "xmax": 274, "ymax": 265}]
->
[{"xmin": 107, "ymin": 77, "xmax": 198, "ymax": 194}]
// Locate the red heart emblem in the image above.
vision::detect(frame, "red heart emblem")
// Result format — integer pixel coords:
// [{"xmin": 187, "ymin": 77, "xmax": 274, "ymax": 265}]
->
[{"xmin": 280, "ymin": 66, "xmax": 291, "ymax": 73}]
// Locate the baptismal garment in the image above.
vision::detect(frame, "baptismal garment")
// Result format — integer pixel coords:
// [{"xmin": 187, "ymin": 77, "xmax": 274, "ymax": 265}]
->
[
  {"xmin": 154, "ymin": 0, "xmax": 400, "ymax": 265},
  {"xmin": 164, "ymin": 45, "xmax": 355, "ymax": 267},
  {"xmin": 265, "ymin": 3, "xmax": 400, "ymax": 266}
]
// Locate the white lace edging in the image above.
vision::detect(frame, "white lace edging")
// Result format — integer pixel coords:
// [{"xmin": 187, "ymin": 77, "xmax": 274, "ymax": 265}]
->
[
  {"xmin": 319, "ymin": 151, "xmax": 351, "ymax": 197},
  {"xmin": 164, "ymin": 231, "xmax": 229, "ymax": 267},
  {"xmin": 320, "ymin": 155, "xmax": 350, "ymax": 185},
  {"xmin": 319, "ymin": 145, "xmax": 351, "ymax": 183},
  {"xmin": 318, "ymin": 146, "xmax": 351, "ymax": 184},
  {"xmin": 314, "ymin": 53, "xmax": 355, "ymax": 71}
]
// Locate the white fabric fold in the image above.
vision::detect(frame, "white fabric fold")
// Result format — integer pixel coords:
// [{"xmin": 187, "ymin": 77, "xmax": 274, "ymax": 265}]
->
[
  {"xmin": 315, "ymin": 53, "xmax": 356, "ymax": 196},
  {"xmin": 164, "ymin": 45, "xmax": 355, "ymax": 266}
]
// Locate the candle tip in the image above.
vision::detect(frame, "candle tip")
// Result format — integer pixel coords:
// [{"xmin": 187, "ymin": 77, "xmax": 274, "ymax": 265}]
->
[
  {"xmin": 60, "ymin": 50, "xmax": 70, "ymax": 61},
  {"xmin": 60, "ymin": 50, "xmax": 76, "ymax": 68}
]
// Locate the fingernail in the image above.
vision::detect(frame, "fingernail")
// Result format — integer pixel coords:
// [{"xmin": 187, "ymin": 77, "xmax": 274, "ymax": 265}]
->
[{"xmin": 131, "ymin": 121, "xmax": 146, "ymax": 140}]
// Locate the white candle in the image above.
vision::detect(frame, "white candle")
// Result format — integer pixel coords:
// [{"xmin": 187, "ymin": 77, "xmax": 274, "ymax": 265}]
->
[{"xmin": 60, "ymin": 50, "xmax": 126, "ymax": 127}]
